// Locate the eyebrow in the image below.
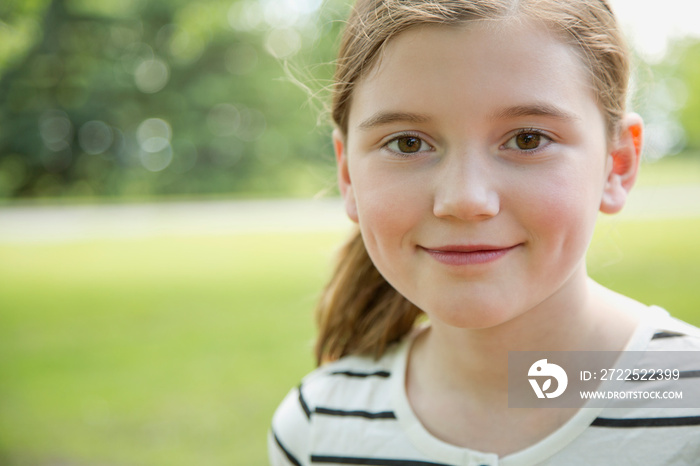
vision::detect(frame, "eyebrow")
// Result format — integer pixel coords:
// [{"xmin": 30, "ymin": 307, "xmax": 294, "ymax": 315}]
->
[
  {"xmin": 357, "ymin": 111, "xmax": 432, "ymax": 130},
  {"xmin": 491, "ymin": 104, "xmax": 579, "ymax": 122},
  {"xmin": 356, "ymin": 104, "xmax": 578, "ymax": 131}
]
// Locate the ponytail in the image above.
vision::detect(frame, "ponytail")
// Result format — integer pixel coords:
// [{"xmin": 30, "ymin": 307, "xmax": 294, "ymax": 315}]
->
[{"xmin": 314, "ymin": 229, "xmax": 422, "ymax": 365}]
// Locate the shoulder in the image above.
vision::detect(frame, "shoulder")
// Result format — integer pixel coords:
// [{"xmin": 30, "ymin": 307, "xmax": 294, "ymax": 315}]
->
[
  {"xmin": 300, "ymin": 349, "xmax": 397, "ymax": 410},
  {"xmin": 547, "ymin": 310, "xmax": 700, "ymax": 465},
  {"xmin": 269, "ymin": 344, "xmax": 404, "ymax": 465},
  {"xmin": 645, "ymin": 307, "xmax": 700, "ymax": 351},
  {"xmin": 588, "ymin": 308, "xmax": 700, "ymax": 431}
]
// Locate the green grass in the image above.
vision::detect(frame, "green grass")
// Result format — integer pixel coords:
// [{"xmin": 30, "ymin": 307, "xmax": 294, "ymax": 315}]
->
[
  {"xmin": 588, "ymin": 216, "xmax": 700, "ymax": 324},
  {"xmin": 636, "ymin": 152, "xmax": 700, "ymax": 186},
  {"xmin": 0, "ymin": 233, "xmax": 344, "ymax": 465},
  {"xmin": 0, "ymin": 216, "xmax": 699, "ymax": 465}
]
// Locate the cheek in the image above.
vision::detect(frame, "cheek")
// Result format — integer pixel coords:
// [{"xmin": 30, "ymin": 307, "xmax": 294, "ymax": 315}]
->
[
  {"xmin": 517, "ymin": 165, "xmax": 602, "ymax": 258},
  {"xmin": 351, "ymin": 168, "xmax": 428, "ymax": 263},
  {"xmin": 355, "ymin": 180, "xmax": 421, "ymax": 238}
]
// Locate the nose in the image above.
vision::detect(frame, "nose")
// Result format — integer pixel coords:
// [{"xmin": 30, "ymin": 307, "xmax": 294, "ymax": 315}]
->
[{"xmin": 432, "ymin": 151, "xmax": 500, "ymax": 221}]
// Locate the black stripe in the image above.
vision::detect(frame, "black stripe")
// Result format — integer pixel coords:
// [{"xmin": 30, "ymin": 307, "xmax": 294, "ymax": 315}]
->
[
  {"xmin": 652, "ymin": 331, "xmax": 685, "ymax": 340},
  {"xmin": 298, "ymin": 384, "xmax": 311, "ymax": 420},
  {"xmin": 315, "ymin": 407, "xmax": 397, "ymax": 419},
  {"xmin": 592, "ymin": 416, "xmax": 700, "ymax": 428},
  {"xmin": 680, "ymin": 370, "xmax": 700, "ymax": 379},
  {"xmin": 273, "ymin": 430, "xmax": 302, "ymax": 466},
  {"xmin": 330, "ymin": 370, "xmax": 391, "ymax": 378},
  {"xmin": 311, "ymin": 455, "xmax": 452, "ymax": 465}
]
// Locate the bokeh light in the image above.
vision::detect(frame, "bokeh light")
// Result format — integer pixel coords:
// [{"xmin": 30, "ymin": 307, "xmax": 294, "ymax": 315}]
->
[
  {"xmin": 265, "ymin": 28, "xmax": 302, "ymax": 58},
  {"xmin": 207, "ymin": 104, "xmax": 241, "ymax": 137},
  {"xmin": 39, "ymin": 110, "xmax": 73, "ymax": 152},
  {"xmin": 79, "ymin": 121, "xmax": 114, "ymax": 155},
  {"xmin": 137, "ymin": 118, "xmax": 173, "ymax": 172},
  {"xmin": 235, "ymin": 107, "xmax": 266, "ymax": 142},
  {"xmin": 134, "ymin": 57, "xmax": 170, "ymax": 94}
]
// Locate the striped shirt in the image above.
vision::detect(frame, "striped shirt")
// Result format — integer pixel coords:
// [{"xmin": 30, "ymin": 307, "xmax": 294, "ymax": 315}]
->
[{"xmin": 269, "ymin": 307, "xmax": 700, "ymax": 465}]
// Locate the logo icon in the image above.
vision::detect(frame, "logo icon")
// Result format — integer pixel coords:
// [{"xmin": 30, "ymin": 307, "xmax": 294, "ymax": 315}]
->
[{"xmin": 528, "ymin": 359, "xmax": 568, "ymax": 399}]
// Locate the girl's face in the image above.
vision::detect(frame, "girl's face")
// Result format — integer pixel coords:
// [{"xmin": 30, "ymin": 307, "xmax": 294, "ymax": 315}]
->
[{"xmin": 334, "ymin": 20, "xmax": 627, "ymax": 329}]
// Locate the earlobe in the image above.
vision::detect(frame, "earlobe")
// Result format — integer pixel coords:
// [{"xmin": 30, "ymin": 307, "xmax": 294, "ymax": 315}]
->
[
  {"xmin": 600, "ymin": 113, "xmax": 644, "ymax": 214},
  {"xmin": 333, "ymin": 129, "xmax": 359, "ymax": 223}
]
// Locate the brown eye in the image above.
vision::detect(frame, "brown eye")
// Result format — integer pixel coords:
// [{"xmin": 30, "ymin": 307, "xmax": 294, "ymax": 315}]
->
[
  {"xmin": 386, "ymin": 135, "xmax": 431, "ymax": 154},
  {"xmin": 397, "ymin": 137, "xmax": 422, "ymax": 153},
  {"xmin": 515, "ymin": 133, "xmax": 541, "ymax": 150},
  {"xmin": 503, "ymin": 131, "xmax": 551, "ymax": 152}
]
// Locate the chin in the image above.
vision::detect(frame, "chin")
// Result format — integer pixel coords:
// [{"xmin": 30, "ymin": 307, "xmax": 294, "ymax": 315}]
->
[{"xmin": 422, "ymin": 300, "xmax": 522, "ymax": 330}]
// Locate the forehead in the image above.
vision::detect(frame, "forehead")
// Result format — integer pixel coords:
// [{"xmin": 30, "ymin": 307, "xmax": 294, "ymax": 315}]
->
[{"xmin": 348, "ymin": 20, "xmax": 601, "ymax": 132}]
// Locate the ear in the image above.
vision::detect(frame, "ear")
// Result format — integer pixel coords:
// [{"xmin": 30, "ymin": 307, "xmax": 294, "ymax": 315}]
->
[
  {"xmin": 333, "ymin": 129, "xmax": 359, "ymax": 223},
  {"xmin": 599, "ymin": 113, "xmax": 644, "ymax": 214}
]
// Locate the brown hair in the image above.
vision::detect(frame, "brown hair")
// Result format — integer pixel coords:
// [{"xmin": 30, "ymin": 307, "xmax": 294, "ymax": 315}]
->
[{"xmin": 315, "ymin": 0, "xmax": 630, "ymax": 364}]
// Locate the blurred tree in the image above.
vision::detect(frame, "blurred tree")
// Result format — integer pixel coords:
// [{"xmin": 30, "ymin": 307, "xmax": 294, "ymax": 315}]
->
[
  {"xmin": 666, "ymin": 39, "xmax": 700, "ymax": 152},
  {"xmin": 0, "ymin": 0, "xmax": 346, "ymax": 199},
  {"xmin": 637, "ymin": 37, "xmax": 700, "ymax": 159}
]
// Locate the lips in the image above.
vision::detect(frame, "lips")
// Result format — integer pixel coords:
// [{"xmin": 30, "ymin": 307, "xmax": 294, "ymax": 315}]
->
[{"xmin": 420, "ymin": 244, "xmax": 519, "ymax": 266}]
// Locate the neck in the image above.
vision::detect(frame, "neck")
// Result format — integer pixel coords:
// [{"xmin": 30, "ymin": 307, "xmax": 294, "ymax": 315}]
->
[{"xmin": 411, "ymin": 271, "xmax": 640, "ymax": 399}]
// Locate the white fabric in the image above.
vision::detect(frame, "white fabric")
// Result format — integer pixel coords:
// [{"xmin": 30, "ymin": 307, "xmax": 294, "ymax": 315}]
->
[{"xmin": 269, "ymin": 307, "xmax": 700, "ymax": 465}]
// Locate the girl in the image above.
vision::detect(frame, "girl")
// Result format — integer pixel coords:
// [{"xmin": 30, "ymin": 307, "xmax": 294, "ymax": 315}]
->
[{"xmin": 270, "ymin": 0, "xmax": 700, "ymax": 464}]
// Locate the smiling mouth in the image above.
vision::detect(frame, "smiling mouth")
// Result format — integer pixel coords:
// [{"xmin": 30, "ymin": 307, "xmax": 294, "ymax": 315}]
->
[{"xmin": 420, "ymin": 244, "xmax": 519, "ymax": 266}]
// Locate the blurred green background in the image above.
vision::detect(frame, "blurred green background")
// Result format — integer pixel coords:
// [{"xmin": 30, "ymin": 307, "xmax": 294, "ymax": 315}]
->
[
  {"xmin": 0, "ymin": 0, "xmax": 700, "ymax": 465},
  {"xmin": 0, "ymin": 0, "xmax": 349, "ymax": 200}
]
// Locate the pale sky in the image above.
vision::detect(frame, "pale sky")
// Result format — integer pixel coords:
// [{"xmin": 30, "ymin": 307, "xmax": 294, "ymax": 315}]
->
[{"xmin": 610, "ymin": 0, "xmax": 700, "ymax": 61}]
